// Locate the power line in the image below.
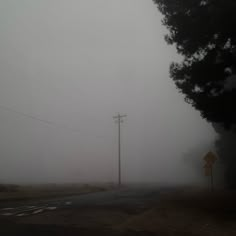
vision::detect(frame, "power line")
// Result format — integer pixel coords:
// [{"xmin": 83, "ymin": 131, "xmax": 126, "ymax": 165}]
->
[
  {"xmin": 0, "ymin": 104, "xmax": 81, "ymax": 133},
  {"xmin": 0, "ymin": 104, "xmax": 110, "ymax": 140}
]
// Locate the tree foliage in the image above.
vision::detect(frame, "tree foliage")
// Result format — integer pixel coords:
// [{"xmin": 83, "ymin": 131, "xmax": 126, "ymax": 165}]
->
[
  {"xmin": 153, "ymin": 0, "xmax": 236, "ymax": 129},
  {"xmin": 214, "ymin": 124, "xmax": 236, "ymax": 188}
]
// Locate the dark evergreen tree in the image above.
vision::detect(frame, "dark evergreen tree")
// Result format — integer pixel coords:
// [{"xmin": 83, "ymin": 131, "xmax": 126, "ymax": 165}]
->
[
  {"xmin": 153, "ymin": 0, "xmax": 236, "ymax": 188},
  {"xmin": 153, "ymin": 0, "xmax": 236, "ymax": 129}
]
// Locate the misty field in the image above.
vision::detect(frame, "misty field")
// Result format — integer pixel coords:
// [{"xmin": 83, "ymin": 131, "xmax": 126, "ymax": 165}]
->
[{"xmin": 0, "ymin": 184, "xmax": 107, "ymax": 201}]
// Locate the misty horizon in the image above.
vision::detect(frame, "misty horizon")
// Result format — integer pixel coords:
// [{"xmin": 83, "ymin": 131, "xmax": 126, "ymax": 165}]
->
[{"xmin": 0, "ymin": 0, "xmax": 216, "ymax": 185}]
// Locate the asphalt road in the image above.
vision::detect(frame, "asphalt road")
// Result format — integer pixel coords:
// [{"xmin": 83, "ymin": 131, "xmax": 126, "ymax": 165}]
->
[{"xmin": 0, "ymin": 186, "xmax": 164, "ymax": 236}]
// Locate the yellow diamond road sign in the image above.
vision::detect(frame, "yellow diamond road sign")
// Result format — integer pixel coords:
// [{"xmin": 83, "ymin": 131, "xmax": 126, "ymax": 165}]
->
[
  {"xmin": 203, "ymin": 151, "xmax": 217, "ymax": 165},
  {"xmin": 203, "ymin": 151, "xmax": 217, "ymax": 190}
]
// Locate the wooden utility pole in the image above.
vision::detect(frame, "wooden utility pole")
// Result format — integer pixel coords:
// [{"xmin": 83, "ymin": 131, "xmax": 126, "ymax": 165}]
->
[{"xmin": 113, "ymin": 113, "xmax": 127, "ymax": 187}]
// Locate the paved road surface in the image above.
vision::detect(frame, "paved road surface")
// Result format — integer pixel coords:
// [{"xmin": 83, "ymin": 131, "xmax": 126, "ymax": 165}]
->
[{"xmin": 0, "ymin": 186, "xmax": 165, "ymax": 236}]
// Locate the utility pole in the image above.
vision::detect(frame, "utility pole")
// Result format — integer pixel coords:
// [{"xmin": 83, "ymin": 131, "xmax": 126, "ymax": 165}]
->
[
  {"xmin": 210, "ymin": 166, "xmax": 214, "ymax": 192},
  {"xmin": 113, "ymin": 113, "xmax": 127, "ymax": 187}
]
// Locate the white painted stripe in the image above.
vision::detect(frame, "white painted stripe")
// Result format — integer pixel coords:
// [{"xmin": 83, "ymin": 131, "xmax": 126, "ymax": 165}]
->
[
  {"xmin": 1, "ymin": 212, "xmax": 14, "ymax": 216},
  {"xmin": 17, "ymin": 213, "xmax": 27, "ymax": 217},
  {"xmin": 47, "ymin": 207, "xmax": 57, "ymax": 210},
  {"xmin": 33, "ymin": 209, "xmax": 44, "ymax": 214},
  {"xmin": 1, "ymin": 208, "xmax": 14, "ymax": 211}
]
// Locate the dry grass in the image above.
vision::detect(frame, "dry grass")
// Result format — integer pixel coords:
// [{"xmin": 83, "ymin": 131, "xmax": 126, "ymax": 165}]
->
[
  {"xmin": 115, "ymin": 189, "xmax": 236, "ymax": 236},
  {"xmin": 0, "ymin": 183, "xmax": 107, "ymax": 201}
]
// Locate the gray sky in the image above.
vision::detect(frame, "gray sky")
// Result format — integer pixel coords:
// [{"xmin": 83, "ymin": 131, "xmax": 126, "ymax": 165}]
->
[{"xmin": 0, "ymin": 0, "xmax": 216, "ymax": 184}]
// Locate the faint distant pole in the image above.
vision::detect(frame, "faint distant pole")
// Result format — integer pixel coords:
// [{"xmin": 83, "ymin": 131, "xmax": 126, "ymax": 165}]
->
[
  {"xmin": 210, "ymin": 166, "xmax": 214, "ymax": 192},
  {"xmin": 113, "ymin": 113, "xmax": 127, "ymax": 187}
]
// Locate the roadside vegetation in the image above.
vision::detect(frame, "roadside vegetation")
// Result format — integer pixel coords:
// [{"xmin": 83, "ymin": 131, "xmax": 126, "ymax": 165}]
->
[{"xmin": 0, "ymin": 184, "xmax": 108, "ymax": 201}]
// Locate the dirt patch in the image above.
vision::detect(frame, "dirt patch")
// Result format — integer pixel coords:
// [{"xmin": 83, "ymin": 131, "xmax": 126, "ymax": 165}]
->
[
  {"xmin": 16, "ymin": 207, "xmax": 129, "ymax": 228},
  {"xmin": 0, "ymin": 223, "xmax": 156, "ymax": 236},
  {"xmin": 114, "ymin": 189, "xmax": 236, "ymax": 236}
]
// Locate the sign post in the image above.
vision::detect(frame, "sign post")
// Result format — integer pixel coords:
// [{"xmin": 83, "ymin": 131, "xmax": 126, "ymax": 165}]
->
[{"xmin": 203, "ymin": 151, "xmax": 217, "ymax": 192}]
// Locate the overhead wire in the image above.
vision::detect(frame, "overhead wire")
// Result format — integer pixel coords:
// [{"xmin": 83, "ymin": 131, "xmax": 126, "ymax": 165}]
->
[
  {"xmin": 0, "ymin": 104, "xmax": 108, "ymax": 139},
  {"xmin": 0, "ymin": 104, "xmax": 81, "ymax": 133}
]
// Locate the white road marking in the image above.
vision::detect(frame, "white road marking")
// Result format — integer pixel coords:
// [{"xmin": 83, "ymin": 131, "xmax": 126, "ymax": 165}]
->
[
  {"xmin": 1, "ymin": 212, "xmax": 14, "ymax": 216},
  {"xmin": 33, "ymin": 209, "xmax": 44, "ymax": 214},
  {"xmin": 13, "ymin": 206, "xmax": 46, "ymax": 214},
  {"xmin": 1, "ymin": 202, "xmax": 61, "ymax": 216},
  {"xmin": 65, "ymin": 201, "xmax": 72, "ymax": 205},
  {"xmin": 47, "ymin": 207, "xmax": 57, "ymax": 210},
  {"xmin": 17, "ymin": 213, "xmax": 27, "ymax": 217},
  {"xmin": 1, "ymin": 208, "xmax": 14, "ymax": 211}
]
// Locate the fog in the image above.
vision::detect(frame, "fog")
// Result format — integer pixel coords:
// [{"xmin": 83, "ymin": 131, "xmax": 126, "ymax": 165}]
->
[{"xmin": 0, "ymin": 0, "xmax": 216, "ymax": 184}]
